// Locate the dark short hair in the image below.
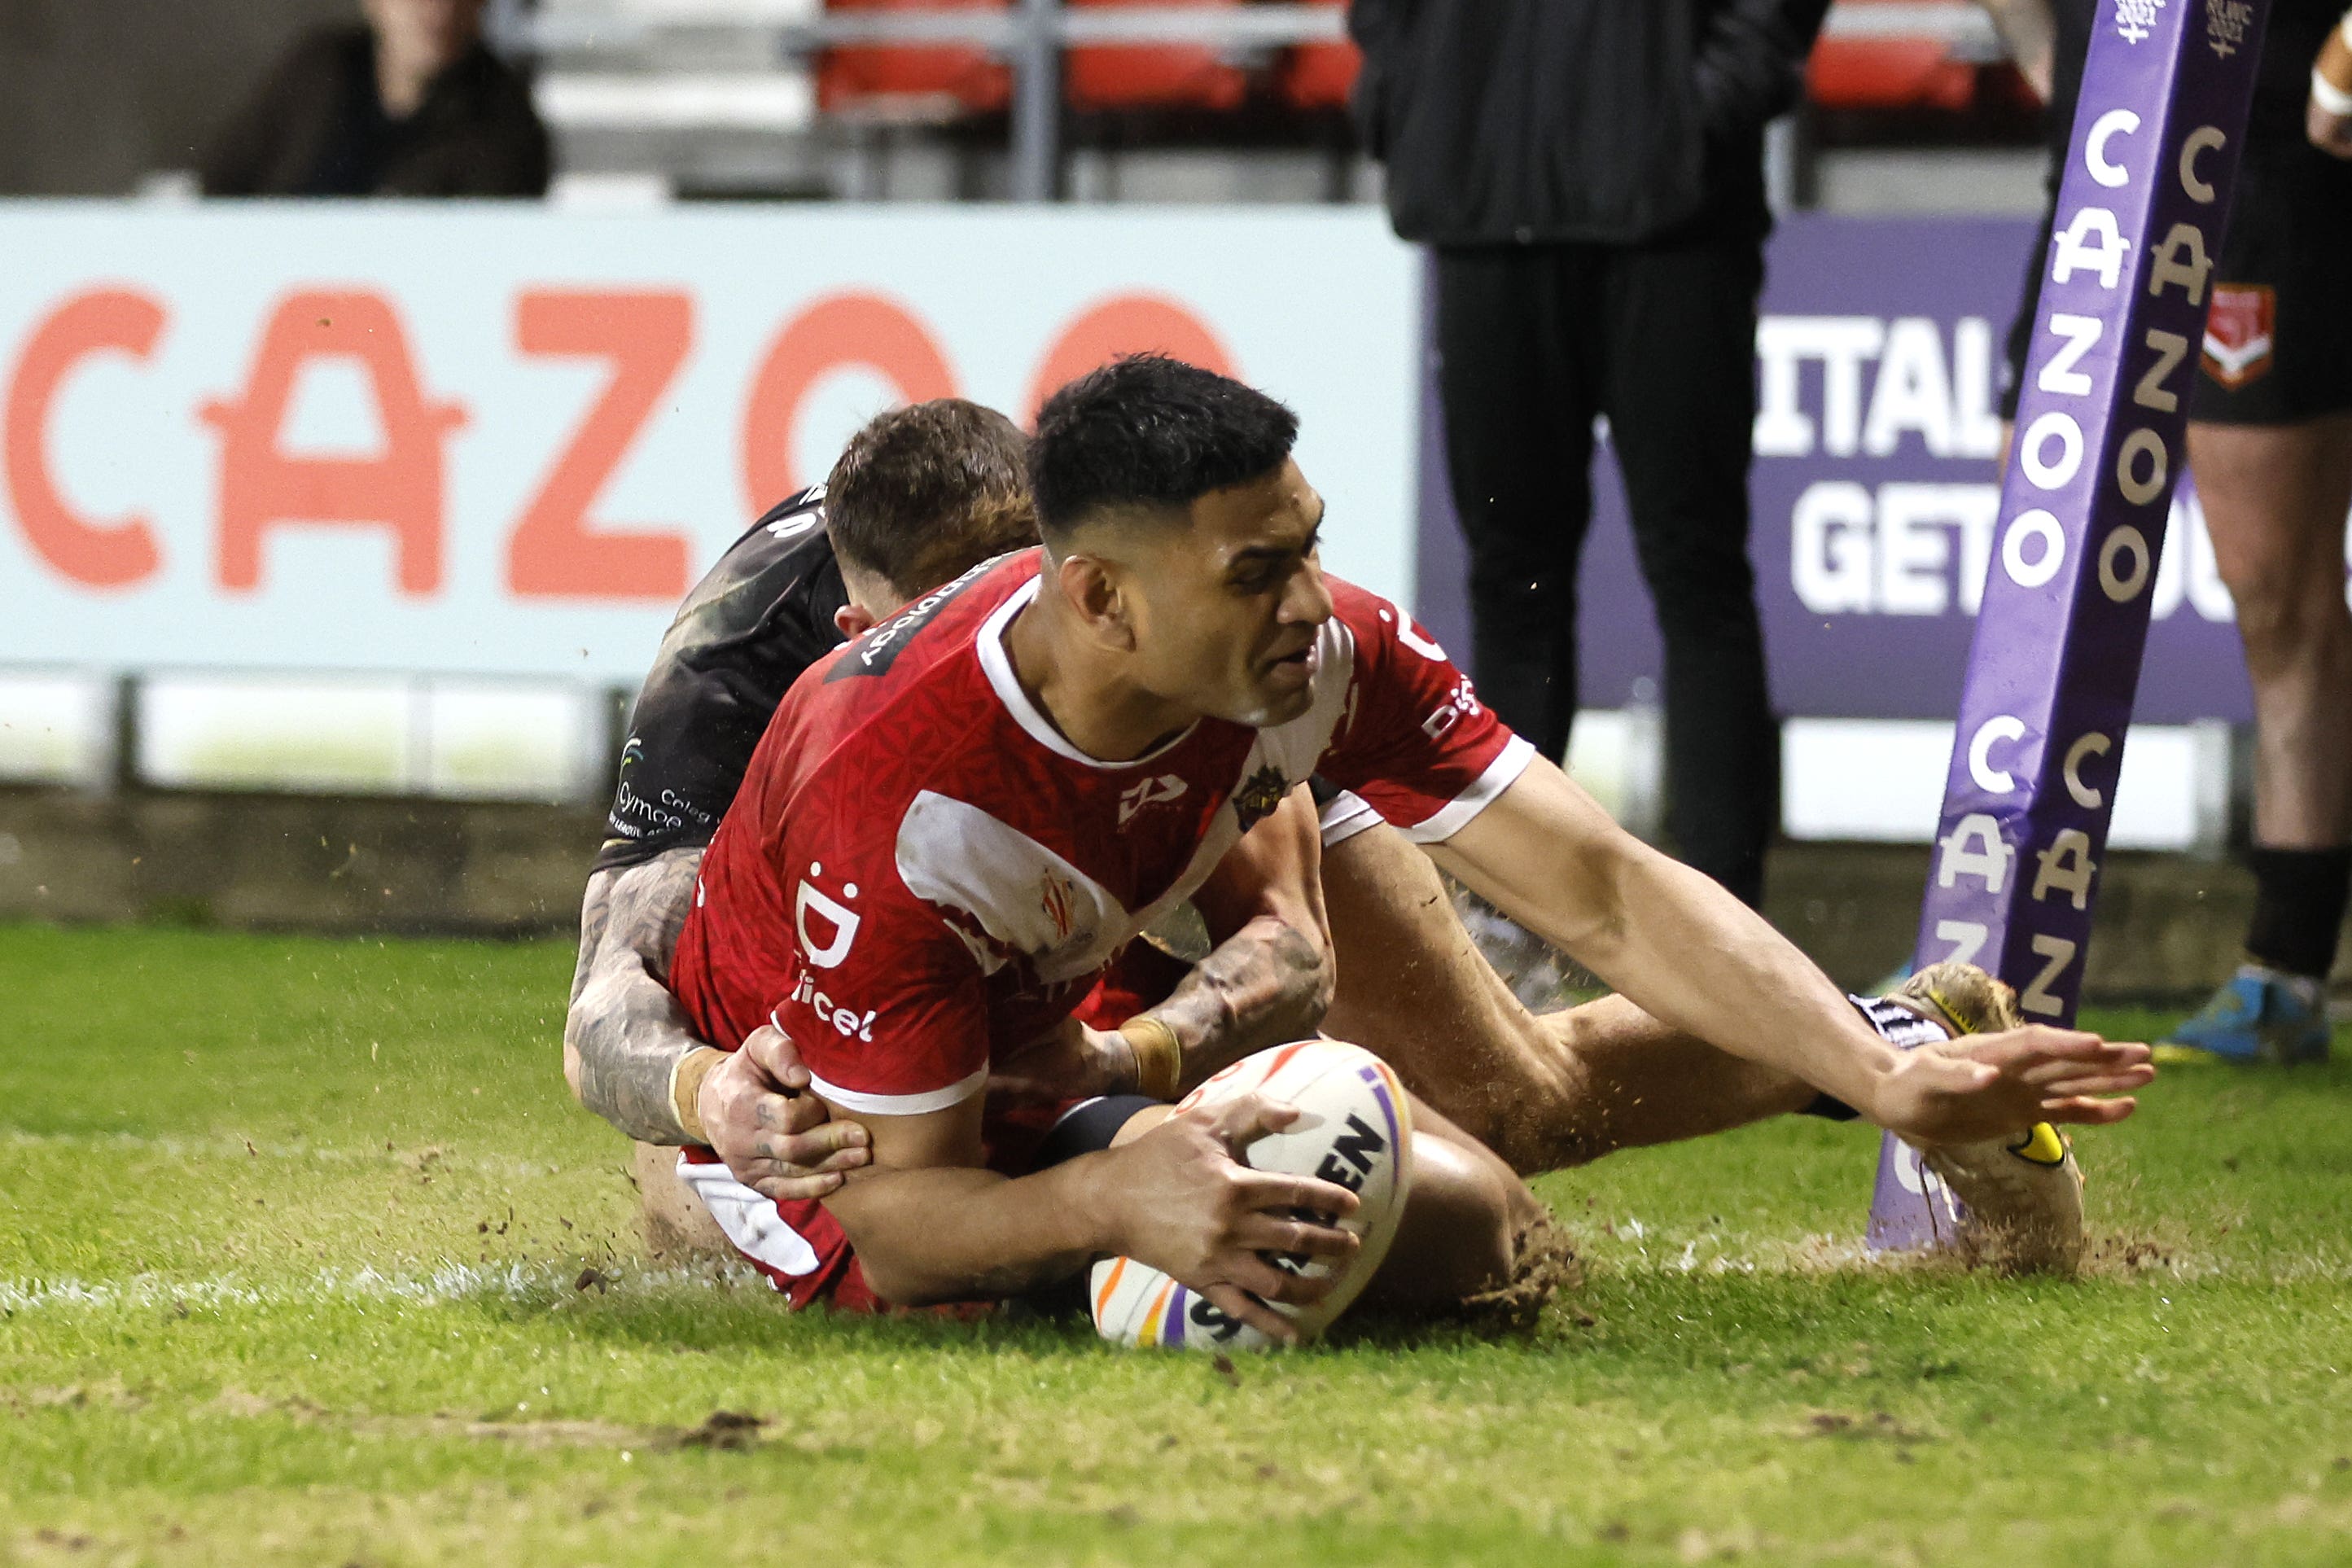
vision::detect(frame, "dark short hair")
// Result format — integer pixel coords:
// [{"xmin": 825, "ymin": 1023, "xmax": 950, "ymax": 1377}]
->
[
  {"xmin": 1029, "ymin": 356, "xmax": 1299, "ymax": 543},
  {"xmin": 825, "ymin": 400, "xmax": 1036, "ymax": 598}
]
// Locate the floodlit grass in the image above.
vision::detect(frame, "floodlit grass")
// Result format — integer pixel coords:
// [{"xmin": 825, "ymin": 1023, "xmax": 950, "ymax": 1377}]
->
[{"xmin": 2, "ymin": 922, "xmax": 2350, "ymax": 1566}]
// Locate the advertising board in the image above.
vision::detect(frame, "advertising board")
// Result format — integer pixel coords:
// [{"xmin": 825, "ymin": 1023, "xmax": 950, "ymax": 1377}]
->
[
  {"xmin": 1413, "ymin": 213, "xmax": 2269, "ymax": 725},
  {"xmin": 0, "ymin": 204, "xmax": 1421, "ymax": 683}
]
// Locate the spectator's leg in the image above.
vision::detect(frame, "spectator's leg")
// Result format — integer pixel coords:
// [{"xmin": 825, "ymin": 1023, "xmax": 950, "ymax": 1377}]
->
[
  {"xmin": 1433, "ymin": 247, "xmax": 1597, "ymax": 760},
  {"xmin": 1597, "ymin": 239, "xmax": 1778, "ymax": 908},
  {"xmin": 2189, "ymin": 413, "xmax": 2352, "ymax": 979}
]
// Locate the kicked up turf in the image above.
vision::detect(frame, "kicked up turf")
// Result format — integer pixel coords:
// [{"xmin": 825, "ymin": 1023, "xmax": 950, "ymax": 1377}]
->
[{"xmin": 2, "ymin": 922, "xmax": 2350, "ymax": 1566}]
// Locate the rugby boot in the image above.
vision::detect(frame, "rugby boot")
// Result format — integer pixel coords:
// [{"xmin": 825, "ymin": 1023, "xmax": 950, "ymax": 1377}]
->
[
  {"xmin": 1884, "ymin": 961, "xmax": 2087, "ymax": 1274},
  {"xmin": 2156, "ymin": 966, "xmax": 2330, "ymax": 1067}
]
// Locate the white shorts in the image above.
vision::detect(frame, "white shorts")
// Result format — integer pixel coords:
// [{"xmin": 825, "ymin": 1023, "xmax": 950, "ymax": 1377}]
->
[{"xmin": 1317, "ymin": 788, "xmax": 1383, "ymax": 850}]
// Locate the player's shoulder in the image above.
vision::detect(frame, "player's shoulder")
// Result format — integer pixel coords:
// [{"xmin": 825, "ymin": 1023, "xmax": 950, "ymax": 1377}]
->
[
  {"xmin": 711, "ymin": 487, "xmax": 837, "ymax": 591},
  {"xmin": 769, "ymin": 549, "xmax": 1042, "ymax": 777},
  {"xmin": 1324, "ymin": 572, "xmax": 1436, "ymax": 650},
  {"xmin": 817, "ymin": 547, "xmax": 1042, "ymax": 691},
  {"xmin": 650, "ymin": 486, "xmax": 843, "ymax": 646}
]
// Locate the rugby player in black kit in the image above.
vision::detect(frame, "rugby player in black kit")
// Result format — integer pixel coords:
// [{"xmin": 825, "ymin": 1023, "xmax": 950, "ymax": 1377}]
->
[{"xmin": 566, "ymin": 388, "xmax": 2149, "ymax": 1285}]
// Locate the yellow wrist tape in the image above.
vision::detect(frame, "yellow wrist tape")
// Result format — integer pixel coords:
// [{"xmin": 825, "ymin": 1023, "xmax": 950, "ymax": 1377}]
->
[
  {"xmin": 1119, "ymin": 1016, "xmax": 1184, "ymax": 1101},
  {"xmin": 670, "ymin": 1046, "xmax": 726, "ymax": 1145}
]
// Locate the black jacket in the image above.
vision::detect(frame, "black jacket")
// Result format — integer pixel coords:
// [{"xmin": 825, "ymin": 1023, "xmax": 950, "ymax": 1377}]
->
[
  {"xmin": 201, "ymin": 25, "xmax": 550, "ymax": 198},
  {"xmin": 1350, "ymin": 0, "xmax": 1831, "ymax": 247}
]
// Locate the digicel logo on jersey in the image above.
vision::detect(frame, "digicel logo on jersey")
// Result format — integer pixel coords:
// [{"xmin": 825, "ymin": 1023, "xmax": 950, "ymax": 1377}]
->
[
  {"xmin": 3, "ymin": 284, "xmax": 1232, "ymax": 603},
  {"xmin": 794, "ymin": 865, "xmax": 861, "ymax": 969}
]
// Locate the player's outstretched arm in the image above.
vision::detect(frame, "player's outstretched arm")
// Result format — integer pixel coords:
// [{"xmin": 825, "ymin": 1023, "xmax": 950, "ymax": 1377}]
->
[
  {"xmin": 819, "ymin": 1086, "xmax": 1360, "ymax": 1340},
  {"xmin": 1427, "ymin": 760, "xmax": 2150, "ymax": 1145},
  {"xmin": 565, "ymin": 852, "xmax": 869, "ymax": 1198}
]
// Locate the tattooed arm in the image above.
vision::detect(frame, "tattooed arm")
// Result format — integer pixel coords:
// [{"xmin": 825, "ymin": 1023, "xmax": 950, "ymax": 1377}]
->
[
  {"xmin": 1145, "ymin": 784, "xmax": 1334, "ymax": 1088},
  {"xmin": 564, "ymin": 849, "xmax": 705, "ymax": 1141},
  {"xmin": 565, "ymin": 848, "xmax": 869, "ymax": 1197},
  {"xmin": 989, "ymin": 786, "xmax": 1336, "ymax": 1103}
]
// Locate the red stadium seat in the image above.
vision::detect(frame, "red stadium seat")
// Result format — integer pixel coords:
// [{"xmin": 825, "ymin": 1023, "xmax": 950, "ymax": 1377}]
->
[
  {"xmin": 1807, "ymin": 0, "xmax": 1981, "ymax": 112},
  {"xmin": 818, "ymin": 0, "xmax": 1014, "ymax": 120},
  {"xmin": 1278, "ymin": 0, "xmax": 1359, "ymax": 113},
  {"xmin": 1063, "ymin": 0, "xmax": 1249, "ymax": 113}
]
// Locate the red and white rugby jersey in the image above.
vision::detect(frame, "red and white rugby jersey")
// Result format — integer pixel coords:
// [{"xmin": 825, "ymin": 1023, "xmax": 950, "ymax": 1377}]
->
[{"xmin": 668, "ymin": 549, "xmax": 1533, "ymax": 1118}]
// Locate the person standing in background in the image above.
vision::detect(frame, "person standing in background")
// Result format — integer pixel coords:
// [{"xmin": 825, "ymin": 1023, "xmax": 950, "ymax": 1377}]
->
[
  {"xmin": 1988, "ymin": 0, "xmax": 2352, "ymax": 1062},
  {"xmin": 2166, "ymin": 2, "xmax": 2352, "ymax": 1063},
  {"xmin": 1347, "ymin": 0, "xmax": 1831, "ymax": 911},
  {"xmin": 200, "ymin": 0, "xmax": 549, "ymax": 197}
]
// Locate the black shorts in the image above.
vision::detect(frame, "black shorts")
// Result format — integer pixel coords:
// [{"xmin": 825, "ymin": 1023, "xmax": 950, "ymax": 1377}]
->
[
  {"xmin": 2004, "ymin": 144, "xmax": 2352, "ymax": 427},
  {"xmin": 1005, "ymin": 1093, "xmax": 1161, "ymax": 1321}
]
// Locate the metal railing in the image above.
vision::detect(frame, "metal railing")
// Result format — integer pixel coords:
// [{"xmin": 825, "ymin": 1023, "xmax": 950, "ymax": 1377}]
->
[{"xmin": 504, "ymin": 1, "xmax": 2009, "ymax": 201}]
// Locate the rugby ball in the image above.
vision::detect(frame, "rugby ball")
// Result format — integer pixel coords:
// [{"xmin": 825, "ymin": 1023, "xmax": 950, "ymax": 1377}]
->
[{"xmin": 1089, "ymin": 1039, "xmax": 1414, "ymax": 1352}]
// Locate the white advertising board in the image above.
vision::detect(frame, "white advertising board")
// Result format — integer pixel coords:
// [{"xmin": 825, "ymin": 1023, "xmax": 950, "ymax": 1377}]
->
[{"xmin": 0, "ymin": 204, "xmax": 1421, "ymax": 683}]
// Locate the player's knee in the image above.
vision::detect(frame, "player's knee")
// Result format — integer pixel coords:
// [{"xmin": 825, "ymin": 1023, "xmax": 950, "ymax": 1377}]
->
[
  {"xmin": 1477, "ymin": 1025, "xmax": 1602, "ymax": 1174},
  {"xmin": 630, "ymin": 1141, "xmax": 731, "ymax": 1263},
  {"xmin": 1382, "ymin": 1132, "xmax": 1519, "ymax": 1305},
  {"xmin": 2229, "ymin": 577, "xmax": 2337, "ymax": 670}
]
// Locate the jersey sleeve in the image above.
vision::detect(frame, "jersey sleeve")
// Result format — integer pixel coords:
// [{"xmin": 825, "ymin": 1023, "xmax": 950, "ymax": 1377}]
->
[
  {"xmin": 773, "ymin": 871, "xmax": 993, "ymax": 1116},
  {"xmin": 1314, "ymin": 582, "xmax": 1536, "ymax": 843}
]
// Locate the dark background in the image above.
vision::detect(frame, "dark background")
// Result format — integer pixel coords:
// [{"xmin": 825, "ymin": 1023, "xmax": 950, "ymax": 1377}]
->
[{"xmin": 0, "ymin": 0, "xmax": 351, "ymax": 194}]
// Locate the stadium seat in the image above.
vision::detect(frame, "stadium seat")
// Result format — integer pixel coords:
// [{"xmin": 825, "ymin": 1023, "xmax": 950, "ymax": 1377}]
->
[
  {"xmin": 1807, "ymin": 0, "xmax": 1982, "ymax": 112},
  {"xmin": 1277, "ymin": 0, "xmax": 1358, "ymax": 113},
  {"xmin": 817, "ymin": 0, "xmax": 1013, "ymax": 120},
  {"xmin": 1062, "ymin": 0, "xmax": 1248, "ymax": 113}
]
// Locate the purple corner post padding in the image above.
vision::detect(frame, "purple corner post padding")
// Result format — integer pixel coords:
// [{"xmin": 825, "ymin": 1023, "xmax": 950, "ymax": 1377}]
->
[{"xmin": 1866, "ymin": 0, "xmax": 2271, "ymax": 1250}]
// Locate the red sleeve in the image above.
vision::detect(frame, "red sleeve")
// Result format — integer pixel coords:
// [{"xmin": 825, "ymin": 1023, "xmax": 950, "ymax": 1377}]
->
[
  {"xmin": 1314, "ymin": 580, "xmax": 1536, "ymax": 843},
  {"xmin": 771, "ymin": 838, "xmax": 992, "ymax": 1117}
]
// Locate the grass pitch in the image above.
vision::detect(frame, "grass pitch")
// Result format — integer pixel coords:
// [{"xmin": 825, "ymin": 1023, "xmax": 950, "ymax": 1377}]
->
[{"xmin": 4, "ymin": 922, "xmax": 2350, "ymax": 1566}]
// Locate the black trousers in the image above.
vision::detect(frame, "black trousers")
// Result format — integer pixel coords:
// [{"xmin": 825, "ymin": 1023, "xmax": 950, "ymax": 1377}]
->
[{"xmin": 1434, "ymin": 238, "xmax": 1778, "ymax": 907}]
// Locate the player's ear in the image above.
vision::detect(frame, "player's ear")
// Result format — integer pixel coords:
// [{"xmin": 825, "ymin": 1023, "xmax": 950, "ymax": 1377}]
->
[
  {"xmin": 1055, "ymin": 552, "xmax": 1137, "ymax": 653},
  {"xmin": 833, "ymin": 603, "xmax": 878, "ymax": 638}
]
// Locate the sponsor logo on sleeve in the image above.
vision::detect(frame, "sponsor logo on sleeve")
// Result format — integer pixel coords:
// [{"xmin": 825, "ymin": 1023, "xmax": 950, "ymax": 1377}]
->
[{"xmin": 1421, "ymin": 677, "xmax": 1483, "ymax": 742}]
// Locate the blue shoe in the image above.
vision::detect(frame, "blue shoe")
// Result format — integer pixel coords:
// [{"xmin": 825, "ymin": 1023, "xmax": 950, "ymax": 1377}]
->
[{"xmin": 2157, "ymin": 966, "xmax": 2331, "ymax": 1066}]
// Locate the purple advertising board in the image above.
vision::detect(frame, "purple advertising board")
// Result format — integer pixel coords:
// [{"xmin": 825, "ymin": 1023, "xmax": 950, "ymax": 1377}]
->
[
  {"xmin": 1413, "ymin": 215, "xmax": 2259, "ymax": 725},
  {"xmin": 1862, "ymin": 0, "xmax": 2270, "ymax": 1248}
]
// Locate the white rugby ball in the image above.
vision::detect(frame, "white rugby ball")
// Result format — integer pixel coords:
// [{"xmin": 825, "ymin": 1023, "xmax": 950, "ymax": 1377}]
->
[{"xmin": 1089, "ymin": 1039, "xmax": 1414, "ymax": 1352}]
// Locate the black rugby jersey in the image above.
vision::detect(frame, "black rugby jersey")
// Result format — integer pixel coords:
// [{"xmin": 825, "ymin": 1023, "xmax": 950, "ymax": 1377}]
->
[{"xmin": 596, "ymin": 487, "xmax": 851, "ymax": 872}]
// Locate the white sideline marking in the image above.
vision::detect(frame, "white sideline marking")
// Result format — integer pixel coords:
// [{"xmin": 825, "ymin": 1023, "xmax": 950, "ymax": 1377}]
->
[
  {"xmin": 2, "ymin": 1130, "xmax": 557, "ymax": 1179},
  {"xmin": 0, "ymin": 1261, "xmax": 765, "ymax": 1316}
]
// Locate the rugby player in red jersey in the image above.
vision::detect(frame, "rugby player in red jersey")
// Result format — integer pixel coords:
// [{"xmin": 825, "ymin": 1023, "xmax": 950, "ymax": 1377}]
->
[
  {"xmin": 566, "ymin": 401, "xmax": 1352, "ymax": 1264},
  {"xmin": 637, "ymin": 360, "xmax": 2149, "ymax": 1322}
]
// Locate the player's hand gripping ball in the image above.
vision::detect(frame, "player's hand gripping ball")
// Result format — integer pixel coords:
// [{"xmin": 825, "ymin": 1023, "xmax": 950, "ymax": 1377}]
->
[{"xmin": 1090, "ymin": 1040, "xmax": 1414, "ymax": 1351}]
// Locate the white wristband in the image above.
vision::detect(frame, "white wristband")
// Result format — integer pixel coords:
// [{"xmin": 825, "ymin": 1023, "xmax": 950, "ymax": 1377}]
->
[{"xmin": 2315, "ymin": 65, "xmax": 2352, "ymax": 119}]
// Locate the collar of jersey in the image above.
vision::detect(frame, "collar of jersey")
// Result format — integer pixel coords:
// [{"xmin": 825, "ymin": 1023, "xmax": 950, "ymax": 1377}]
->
[{"xmin": 976, "ymin": 579, "xmax": 1202, "ymax": 770}]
